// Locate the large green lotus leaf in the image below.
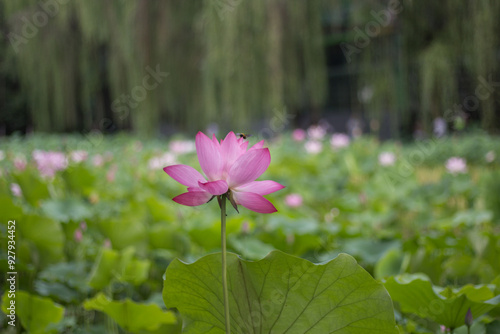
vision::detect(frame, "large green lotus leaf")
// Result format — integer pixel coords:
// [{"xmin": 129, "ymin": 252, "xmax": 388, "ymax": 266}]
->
[
  {"xmin": 384, "ymin": 274, "xmax": 500, "ymax": 329},
  {"xmin": 12, "ymin": 171, "xmax": 50, "ymax": 206},
  {"xmin": 84, "ymin": 293, "xmax": 177, "ymax": 333},
  {"xmin": 18, "ymin": 214, "xmax": 65, "ymax": 266},
  {"xmin": 62, "ymin": 165, "xmax": 96, "ymax": 195},
  {"xmin": 99, "ymin": 218, "xmax": 147, "ymax": 250},
  {"xmin": 41, "ymin": 198, "xmax": 92, "ymax": 223},
  {"xmin": 88, "ymin": 247, "xmax": 150, "ymax": 289},
  {"xmin": 163, "ymin": 250, "xmax": 397, "ymax": 333},
  {"xmin": 0, "ymin": 194, "xmax": 23, "ymax": 220},
  {"xmin": 1, "ymin": 290, "xmax": 64, "ymax": 333}
]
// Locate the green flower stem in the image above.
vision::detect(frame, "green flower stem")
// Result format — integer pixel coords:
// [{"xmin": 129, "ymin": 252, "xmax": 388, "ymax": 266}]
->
[{"xmin": 221, "ymin": 195, "xmax": 230, "ymax": 334}]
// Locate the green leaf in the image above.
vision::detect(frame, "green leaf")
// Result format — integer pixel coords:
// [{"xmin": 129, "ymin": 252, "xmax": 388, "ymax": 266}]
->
[
  {"xmin": 163, "ymin": 250, "xmax": 397, "ymax": 333},
  {"xmin": 12, "ymin": 171, "xmax": 50, "ymax": 206},
  {"xmin": 18, "ymin": 215, "xmax": 65, "ymax": 266},
  {"xmin": 374, "ymin": 248, "xmax": 404, "ymax": 279},
  {"xmin": 84, "ymin": 293, "xmax": 177, "ymax": 333},
  {"xmin": 384, "ymin": 274, "xmax": 500, "ymax": 329},
  {"xmin": 1, "ymin": 290, "xmax": 64, "ymax": 334},
  {"xmin": 88, "ymin": 247, "xmax": 150, "ymax": 289},
  {"xmin": 41, "ymin": 198, "xmax": 92, "ymax": 223}
]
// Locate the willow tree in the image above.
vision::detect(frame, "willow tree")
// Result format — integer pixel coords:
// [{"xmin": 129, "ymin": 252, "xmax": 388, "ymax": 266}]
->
[
  {"xmin": 350, "ymin": 0, "xmax": 500, "ymax": 135},
  {"xmin": 1, "ymin": 0, "xmax": 327, "ymax": 135}
]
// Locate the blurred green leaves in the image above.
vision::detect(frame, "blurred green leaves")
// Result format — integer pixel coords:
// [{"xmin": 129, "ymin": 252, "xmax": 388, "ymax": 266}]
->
[
  {"xmin": 384, "ymin": 274, "xmax": 500, "ymax": 329},
  {"xmin": 1, "ymin": 291, "xmax": 64, "ymax": 334},
  {"xmin": 84, "ymin": 293, "xmax": 176, "ymax": 332}
]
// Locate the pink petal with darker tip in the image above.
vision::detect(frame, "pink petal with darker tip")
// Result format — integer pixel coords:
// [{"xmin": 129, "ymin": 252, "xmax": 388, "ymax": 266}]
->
[
  {"xmin": 198, "ymin": 180, "xmax": 228, "ymax": 195},
  {"xmin": 232, "ymin": 191, "xmax": 277, "ymax": 213},
  {"xmin": 163, "ymin": 164, "xmax": 206, "ymax": 187},
  {"xmin": 172, "ymin": 191, "xmax": 212, "ymax": 206},
  {"xmin": 227, "ymin": 148, "xmax": 271, "ymax": 187},
  {"xmin": 196, "ymin": 132, "xmax": 222, "ymax": 180},
  {"xmin": 234, "ymin": 180, "xmax": 285, "ymax": 195}
]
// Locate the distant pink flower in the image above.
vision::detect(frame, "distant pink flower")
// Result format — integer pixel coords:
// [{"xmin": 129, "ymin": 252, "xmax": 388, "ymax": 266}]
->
[
  {"xmin": 304, "ymin": 141, "xmax": 323, "ymax": 154},
  {"xmin": 14, "ymin": 156, "xmax": 27, "ymax": 171},
  {"xmin": 104, "ymin": 239, "xmax": 112, "ymax": 248},
  {"xmin": 93, "ymin": 154, "xmax": 104, "ymax": 167},
  {"xmin": 170, "ymin": 140, "xmax": 196, "ymax": 155},
  {"xmin": 445, "ymin": 157, "xmax": 467, "ymax": 174},
  {"xmin": 292, "ymin": 129, "xmax": 306, "ymax": 142},
  {"xmin": 164, "ymin": 131, "xmax": 284, "ymax": 213},
  {"xmin": 74, "ymin": 229, "xmax": 83, "ymax": 242},
  {"xmin": 148, "ymin": 153, "xmax": 177, "ymax": 170},
  {"xmin": 378, "ymin": 152, "xmax": 396, "ymax": 166},
  {"xmin": 307, "ymin": 125, "xmax": 327, "ymax": 140},
  {"xmin": 106, "ymin": 164, "xmax": 118, "ymax": 182},
  {"xmin": 80, "ymin": 221, "xmax": 87, "ymax": 231},
  {"xmin": 285, "ymin": 193, "xmax": 303, "ymax": 208},
  {"xmin": 10, "ymin": 183, "xmax": 22, "ymax": 197},
  {"xmin": 32, "ymin": 150, "xmax": 67, "ymax": 178},
  {"xmin": 330, "ymin": 133, "xmax": 350, "ymax": 149},
  {"xmin": 71, "ymin": 150, "xmax": 88, "ymax": 163}
]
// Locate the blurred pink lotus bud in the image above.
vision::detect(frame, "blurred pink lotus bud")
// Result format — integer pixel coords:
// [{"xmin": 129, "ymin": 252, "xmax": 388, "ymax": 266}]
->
[
  {"xmin": 74, "ymin": 229, "xmax": 83, "ymax": 242},
  {"xmin": 106, "ymin": 164, "xmax": 118, "ymax": 182},
  {"xmin": 14, "ymin": 156, "xmax": 27, "ymax": 171},
  {"xmin": 285, "ymin": 193, "xmax": 303, "ymax": 208},
  {"xmin": 241, "ymin": 221, "xmax": 250, "ymax": 234},
  {"xmin": 307, "ymin": 125, "xmax": 327, "ymax": 140},
  {"xmin": 104, "ymin": 239, "xmax": 112, "ymax": 248},
  {"xmin": 378, "ymin": 152, "xmax": 396, "ymax": 166},
  {"xmin": 292, "ymin": 129, "xmax": 306, "ymax": 142},
  {"xmin": 465, "ymin": 308, "xmax": 473, "ymax": 328},
  {"xmin": 80, "ymin": 221, "xmax": 87, "ymax": 231},
  {"xmin": 32, "ymin": 150, "xmax": 68, "ymax": 178},
  {"xmin": 10, "ymin": 183, "xmax": 22, "ymax": 197},
  {"xmin": 71, "ymin": 150, "xmax": 88, "ymax": 163},
  {"xmin": 93, "ymin": 154, "xmax": 104, "ymax": 167},
  {"xmin": 330, "ymin": 133, "xmax": 350, "ymax": 149},
  {"xmin": 169, "ymin": 140, "xmax": 196, "ymax": 154},
  {"xmin": 148, "ymin": 153, "xmax": 177, "ymax": 170},
  {"xmin": 445, "ymin": 157, "xmax": 467, "ymax": 174},
  {"xmin": 304, "ymin": 141, "xmax": 323, "ymax": 154}
]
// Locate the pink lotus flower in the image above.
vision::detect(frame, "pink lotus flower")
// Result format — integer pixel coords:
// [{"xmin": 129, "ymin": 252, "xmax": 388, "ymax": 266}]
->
[
  {"xmin": 70, "ymin": 150, "xmax": 88, "ymax": 163},
  {"xmin": 378, "ymin": 152, "xmax": 396, "ymax": 166},
  {"xmin": 445, "ymin": 157, "xmax": 467, "ymax": 174},
  {"xmin": 148, "ymin": 152, "xmax": 177, "ymax": 170},
  {"xmin": 292, "ymin": 129, "xmax": 306, "ymax": 142},
  {"xmin": 169, "ymin": 140, "xmax": 196, "ymax": 155},
  {"xmin": 330, "ymin": 133, "xmax": 350, "ymax": 149},
  {"xmin": 10, "ymin": 183, "xmax": 22, "ymax": 197},
  {"xmin": 304, "ymin": 140, "xmax": 323, "ymax": 154},
  {"xmin": 285, "ymin": 193, "xmax": 303, "ymax": 208},
  {"xmin": 164, "ymin": 131, "xmax": 284, "ymax": 213},
  {"xmin": 307, "ymin": 125, "xmax": 327, "ymax": 140},
  {"xmin": 14, "ymin": 156, "xmax": 27, "ymax": 171},
  {"xmin": 74, "ymin": 228, "xmax": 83, "ymax": 242},
  {"xmin": 93, "ymin": 154, "xmax": 104, "ymax": 167},
  {"xmin": 32, "ymin": 150, "xmax": 68, "ymax": 178}
]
